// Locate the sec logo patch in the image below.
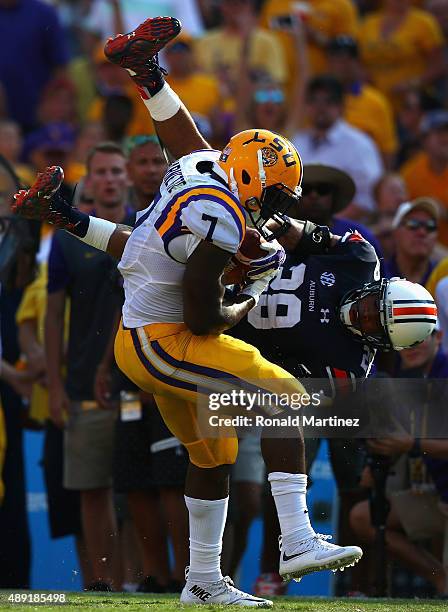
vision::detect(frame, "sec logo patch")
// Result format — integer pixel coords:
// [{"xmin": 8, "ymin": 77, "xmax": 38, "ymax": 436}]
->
[{"xmin": 320, "ymin": 272, "xmax": 335, "ymax": 287}]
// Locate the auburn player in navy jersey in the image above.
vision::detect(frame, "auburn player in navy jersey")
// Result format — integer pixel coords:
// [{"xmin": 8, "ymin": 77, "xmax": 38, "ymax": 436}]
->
[
  {"xmin": 12, "ymin": 16, "xmax": 437, "ymax": 608},
  {"xmin": 231, "ymin": 230, "xmax": 379, "ymax": 385}
]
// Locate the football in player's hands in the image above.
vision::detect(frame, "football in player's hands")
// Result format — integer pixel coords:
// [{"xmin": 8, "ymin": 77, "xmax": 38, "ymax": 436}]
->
[{"xmin": 222, "ymin": 227, "xmax": 269, "ymax": 285}]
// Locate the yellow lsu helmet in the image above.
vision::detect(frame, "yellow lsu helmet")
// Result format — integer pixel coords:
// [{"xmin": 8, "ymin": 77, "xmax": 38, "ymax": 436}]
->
[{"xmin": 218, "ymin": 129, "xmax": 303, "ymax": 238}]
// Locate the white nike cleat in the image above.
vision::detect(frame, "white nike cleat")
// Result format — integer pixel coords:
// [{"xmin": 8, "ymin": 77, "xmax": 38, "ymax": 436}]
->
[
  {"xmin": 180, "ymin": 575, "xmax": 273, "ymax": 607},
  {"xmin": 279, "ymin": 533, "xmax": 363, "ymax": 582}
]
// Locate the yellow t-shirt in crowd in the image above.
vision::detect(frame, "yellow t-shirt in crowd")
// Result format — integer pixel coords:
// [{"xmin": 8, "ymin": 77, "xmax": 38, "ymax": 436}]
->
[
  {"xmin": 64, "ymin": 161, "xmax": 86, "ymax": 186},
  {"xmin": 358, "ymin": 9, "xmax": 444, "ymax": 107},
  {"xmin": 344, "ymin": 84, "xmax": 397, "ymax": 155},
  {"xmin": 16, "ymin": 262, "xmax": 70, "ymax": 423},
  {"xmin": 426, "ymin": 257, "xmax": 448, "ymax": 298},
  {"xmin": 260, "ymin": 0, "xmax": 358, "ymax": 80},
  {"xmin": 166, "ymin": 73, "xmax": 220, "ymax": 120},
  {"xmin": 195, "ymin": 27, "xmax": 287, "ymax": 85},
  {"xmin": 400, "ymin": 152, "xmax": 448, "ymax": 245}
]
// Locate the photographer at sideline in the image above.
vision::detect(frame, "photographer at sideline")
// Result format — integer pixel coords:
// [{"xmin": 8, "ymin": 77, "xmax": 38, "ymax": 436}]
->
[{"xmin": 350, "ymin": 328, "xmax": 448, "ymax": 596}]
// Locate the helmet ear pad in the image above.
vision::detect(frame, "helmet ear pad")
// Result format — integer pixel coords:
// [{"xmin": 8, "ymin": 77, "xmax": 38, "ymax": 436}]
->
[{"xmin": 241, "ymin": 170, "xmax": 251, "ymax": 185}]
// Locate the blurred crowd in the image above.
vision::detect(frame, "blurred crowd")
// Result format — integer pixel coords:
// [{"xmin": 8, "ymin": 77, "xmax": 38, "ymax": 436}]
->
[{"xmin": 0, "ymin": 0, "xmax": 448, "ymax": 599}]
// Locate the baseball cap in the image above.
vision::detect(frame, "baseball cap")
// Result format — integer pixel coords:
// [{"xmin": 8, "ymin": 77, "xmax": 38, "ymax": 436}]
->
[
  {"xmin": 24, "ymin": 123, "xmax": 76, "ymax": 159},
  {"xmin": 420, "ymin": 110, "xmax": 448, "ymax": 134},
  {"xmin": 392, "ymin": 197, "xmax": 440, "ymax": 229},
  {"xmin": 124, "ymin": 134, "xmax": 160, "ymax": 156},
  {"xmin": 302, "ymin": 164, "xmax": 355, "ymax": 213}
]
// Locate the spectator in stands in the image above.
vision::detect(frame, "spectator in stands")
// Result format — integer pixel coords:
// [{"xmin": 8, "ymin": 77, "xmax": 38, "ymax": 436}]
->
[
  {"xmin": 87, "ymin": 43, "xmax": 154, "ymax": 139},
  {"xmin": 16, "ymin": 264, "xmax": 90, "ymax": 588},
  {"xmin": 37, "ymin": 76, "xmax": 78, "ymax": 129},
  {"xmin": 165, "ymin": 34, "xmax": 220, "ymax": 130},
  {"xmin": 23, "ymin": 123, "xmax": 76, "ymax": 197},
  {"xmin": 375, "ymin": 174, "xmax": 408, "ymax": 220},
  {"xmin": 259, "ymin": 0, "xmax": 358, "ymax": 86},
  {"xmin": 350, "ymin": 329, "xmax": 448, "ymax": 596},
  {"xmin": 124, "ymin": 135, "xmax": 167, "ymax": 212},
  {"xmin": 385, "ymin": 198, "xmax": 439, "ymax": 284},
  {"xmin": 64, "ymin": 121, "xmax": 105, "ymax": 186},
  {"xmin": 233, "ymin": 16, "xmax": 308, "ymax": 140},
  {"xmin": 292, "ymin": 76, "xmax": 383, "ymax": 219},
  {"xmin": 371, "ymin": 173, "xmax": 408, "ymax": 259},
  {"xmin": 45, "ymin": 142, "xmax": 133, "ymax": 591},
  {"xmin": 0, "ymin": 0, "xmax": 69, "ymax": 131},
  {"xmin": 430, "ymin": 274, "xmax": 448, "ymax": 354},
  {"xmin": 400, "ymin": 110, "xmax": 448, "ymax": 245},
  {"xmin": 358, "ymin": 0, "xmax": 445, "ymax": 111},
  {"xmin": 0, "ymin": 360, "xmax": 31, "ymax": 398},
  {"xmin": 195, "ymin": 0, "xmax": 287, "ymax": 103},
  {"xmin": 426, "ymin": 0, "xmax": 448, "ymax": 102},
  {"xmin": 102, "ymin": 94, "xmax": 133, "ymax": 144},
  {"xmin": 0, "ymin": 120, "xmax": 34, "ymax": 185},
  {"xmin": 326, "ymin": 36, "xmax": 397, "ymax": 168},
  {"xmin": 289, "ymin": 163, "xmax": 383, "ymax": 258},
  {"xmin": 396, "ymin": 88, "xmax": 441, "ymax": 167}
]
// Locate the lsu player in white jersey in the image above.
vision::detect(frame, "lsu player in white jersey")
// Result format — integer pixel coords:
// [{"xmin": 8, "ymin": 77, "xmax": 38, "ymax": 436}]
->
[{"xmin": 13, "ymin": 17, "xmax": 367, "ymax": 607}]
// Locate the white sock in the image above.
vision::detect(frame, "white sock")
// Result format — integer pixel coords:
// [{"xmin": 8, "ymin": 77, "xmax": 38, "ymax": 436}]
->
[
  {"xmin": 142, "ymin": 82, "xmax": 181, "ymax": 121},
  {"xmin": 185, "ymin": 495, "xmax": 228, "ymax": 583},
  {"xmin": 268, "ymin": 472, "xmax": 316, "ymax": 548}
]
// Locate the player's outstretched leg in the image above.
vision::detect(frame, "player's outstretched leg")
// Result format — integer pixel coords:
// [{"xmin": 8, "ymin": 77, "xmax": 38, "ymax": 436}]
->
[
  {"xmin": 269, "ymin": 470, "xmax": 363, "ymax": 582},
  {"xmin": 178, "ymin": 464, "xmax": 272, "ymax": 608},
  {"xmin": 104, "ymin": 16, "xmax": 181, "ymax": 87},
  {"xmin": 104, "ymin": 16, "xmax": 208, "ymax": 159}
]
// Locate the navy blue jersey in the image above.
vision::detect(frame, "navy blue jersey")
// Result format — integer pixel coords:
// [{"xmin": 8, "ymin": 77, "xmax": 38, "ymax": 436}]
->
[{"xmin": 231, "ymin": 232, "xmax": 380, "ymax": 388}]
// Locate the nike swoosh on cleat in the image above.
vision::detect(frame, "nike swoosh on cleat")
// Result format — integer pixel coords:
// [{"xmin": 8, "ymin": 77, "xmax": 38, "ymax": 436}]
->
[{"xmin": 282, "ymin": 550, "xmax": 309, "ymax": 562}]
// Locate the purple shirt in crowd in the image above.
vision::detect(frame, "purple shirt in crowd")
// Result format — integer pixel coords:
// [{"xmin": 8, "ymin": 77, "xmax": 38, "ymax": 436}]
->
[{"xmin": 0, "ymin": 0, "xmax": 68, "ymax": 130}]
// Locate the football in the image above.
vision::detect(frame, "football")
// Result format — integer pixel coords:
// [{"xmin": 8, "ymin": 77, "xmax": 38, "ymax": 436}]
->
[{"xmin": 223, "ymin": 227, "xmax": 267, "ymax": 285}]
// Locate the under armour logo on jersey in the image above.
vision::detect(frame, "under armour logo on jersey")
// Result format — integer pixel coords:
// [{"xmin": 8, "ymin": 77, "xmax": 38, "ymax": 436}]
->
[
  {"xmin": 320, "ymin": 308, "xmax": 330, "ymax": 323},
  {"xmin": 189, "ymin": 585, "xmax": 212, "ymax": 602},
  {"xmin": 320, "ymin": 272, "xmax": 335, "ymax": 287}
]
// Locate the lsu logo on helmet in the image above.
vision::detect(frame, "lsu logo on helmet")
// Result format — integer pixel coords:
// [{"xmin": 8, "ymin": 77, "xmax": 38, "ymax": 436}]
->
[{"xmin": 218, "ymin": 129, "xmax": 303, "ymax": 238}]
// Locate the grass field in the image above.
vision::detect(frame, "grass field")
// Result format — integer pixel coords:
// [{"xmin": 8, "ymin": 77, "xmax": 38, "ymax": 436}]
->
[{"xmin": 0, "ymin": 593, "xmax": 447, "ymax": 612}]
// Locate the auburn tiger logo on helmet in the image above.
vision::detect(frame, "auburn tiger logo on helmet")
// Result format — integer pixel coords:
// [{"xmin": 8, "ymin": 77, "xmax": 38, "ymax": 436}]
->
[{"xmin": 218, "ymin": 129, "xmax": 303, "ymax": 238}]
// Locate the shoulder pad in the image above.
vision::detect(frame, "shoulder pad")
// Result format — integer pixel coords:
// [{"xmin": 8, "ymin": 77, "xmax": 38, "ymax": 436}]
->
[{"xmin": 182, "ymin": 190, "xmax": 245, "ymax": 253}]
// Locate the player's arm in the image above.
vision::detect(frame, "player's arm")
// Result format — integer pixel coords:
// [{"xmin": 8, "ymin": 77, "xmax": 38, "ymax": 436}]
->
[
  {"xmin": 272, "ymin": 218, "xmax": 341, "ymax": 254},
  {"xmin": 154, "ymin": 106, "xmax": 211, "ymax": 160},
  {"xmin": 182, "ymin": 199, "xmax": 284, "ymax": 335},
  {"xmin": 105, "ymin": 223, "xmax": 132, "ymax": 258},
  {"xmin": 13, "ymin": 185, "xmax": 132, "ymax": 259},
  {"xmin": 183, "ymin": 242, "xmax": 256, "ymax": 336}
]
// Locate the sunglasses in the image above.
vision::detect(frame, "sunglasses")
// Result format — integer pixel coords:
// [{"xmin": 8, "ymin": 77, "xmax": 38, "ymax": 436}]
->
[
  {"xmin": 302, "ymin": 183, "xmax": 333, "ymax": 196},
  {"xmin": 254, "ymin": 89, "xmax": 285, "ymax": 104},
  {"xmin": 401, "ymin": 218, "xmax": 438, "ymax": 233}
]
